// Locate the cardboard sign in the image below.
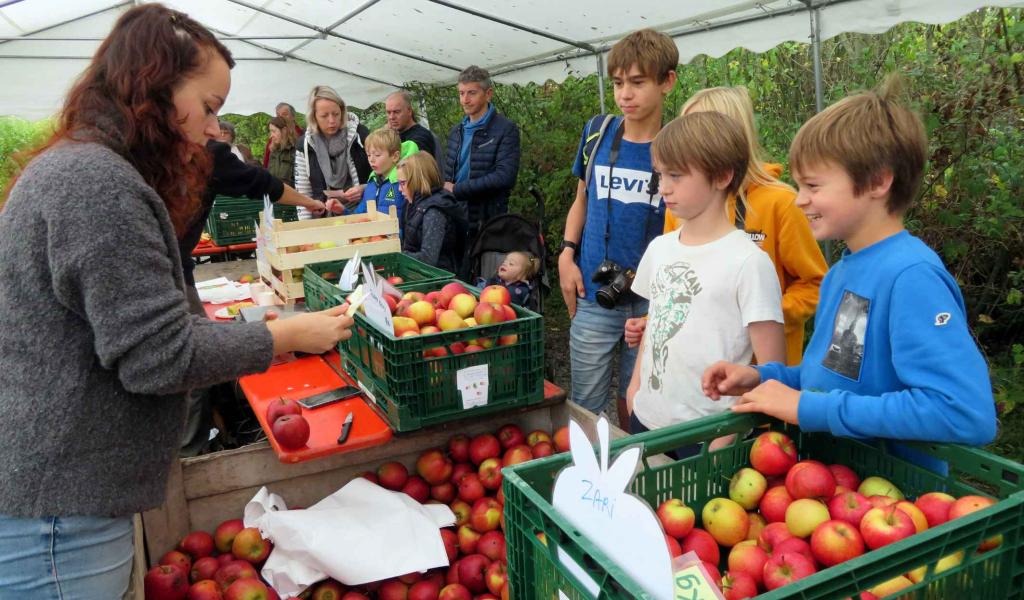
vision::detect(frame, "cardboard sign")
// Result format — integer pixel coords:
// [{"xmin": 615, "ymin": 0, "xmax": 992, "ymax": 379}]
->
[
  {"xmin": 551, "ymin": 418, "xmax": 674, "ymax": 599},
  {"xmin": 456, "ymin": 364, "xmax": 489, "ymax": 409},
  {"xmin": 360, "ymin": 262, "xmax": 394, "ymax": 334}
]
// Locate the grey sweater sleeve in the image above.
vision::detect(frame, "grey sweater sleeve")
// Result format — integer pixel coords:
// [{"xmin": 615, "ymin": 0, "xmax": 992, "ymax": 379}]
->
[
  {"xmin": 46, "ymin": 154, "xmax": 274, "ymax": 395},
  {"xmin": 407, "ymin": 208, "xmax": 448, "ymax": 267}
]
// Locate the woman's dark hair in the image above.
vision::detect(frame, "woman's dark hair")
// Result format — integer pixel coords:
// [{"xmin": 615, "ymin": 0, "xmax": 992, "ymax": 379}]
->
[{"xmin": 4, "ymin": 4, "xmax": 234, "ymax": 235}]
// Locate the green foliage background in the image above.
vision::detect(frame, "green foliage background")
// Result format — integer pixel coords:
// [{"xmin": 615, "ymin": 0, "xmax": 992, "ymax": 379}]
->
[{"xmin": 1, "ymin": 9, "xmax": 1022, "ymax": 381}]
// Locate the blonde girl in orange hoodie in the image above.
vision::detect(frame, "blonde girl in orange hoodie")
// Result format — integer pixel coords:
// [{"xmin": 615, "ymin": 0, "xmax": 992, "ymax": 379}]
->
[{"xmin": 626, "ymin": 86, "xmax": 827, "ymax": 364}]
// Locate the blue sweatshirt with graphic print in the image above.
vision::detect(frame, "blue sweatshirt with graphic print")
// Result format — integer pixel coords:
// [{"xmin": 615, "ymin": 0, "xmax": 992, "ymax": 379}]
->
[{"xmin": 755, "ymin": 231, "xmax": 996, "ymax": 474}]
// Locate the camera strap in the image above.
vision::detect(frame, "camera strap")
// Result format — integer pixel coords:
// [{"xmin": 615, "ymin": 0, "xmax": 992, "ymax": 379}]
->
[{"xmin": 603, "ymin": 122, "xmax": 659, "ymax": 262}]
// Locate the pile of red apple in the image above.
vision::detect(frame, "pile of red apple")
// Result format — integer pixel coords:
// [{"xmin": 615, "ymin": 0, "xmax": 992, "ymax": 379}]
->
[
  {"xmin": 146, "ymin": 422, "xmax": 571, "ymax": 600},
  {"xmin": 653, "ymin": 431, "xmax": 1001, "ymax": 599},
  {"xmin": 364, "ymin": 281, "xmax": 519, "ymax": 351}
]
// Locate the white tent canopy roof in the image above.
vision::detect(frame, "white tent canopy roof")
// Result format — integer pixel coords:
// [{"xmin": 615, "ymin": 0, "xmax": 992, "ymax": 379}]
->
[{"xmin": 1, "ymin": 0, "xmax": 1021, "ymax": 119}]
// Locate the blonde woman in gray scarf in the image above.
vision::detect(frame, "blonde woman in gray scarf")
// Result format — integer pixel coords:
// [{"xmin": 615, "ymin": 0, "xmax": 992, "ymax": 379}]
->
[{"xmin": 294, "ymin": 85, "xmax": 372, "ymax": 218}]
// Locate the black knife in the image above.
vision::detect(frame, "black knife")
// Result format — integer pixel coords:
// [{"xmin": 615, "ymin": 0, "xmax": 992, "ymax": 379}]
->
[{"xmin": 337, "ymin": 411, "xmax": 354, "ymax": 445}]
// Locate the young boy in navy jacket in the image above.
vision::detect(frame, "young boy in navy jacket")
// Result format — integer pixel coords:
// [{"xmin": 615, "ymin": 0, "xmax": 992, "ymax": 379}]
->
[
  {"xmin": 351, "ymin": 128, "xmax": 417, "ymax": 234},
  {"xmin": 702, "ymin": 81, "xmax": 997, "ymax": 473}
]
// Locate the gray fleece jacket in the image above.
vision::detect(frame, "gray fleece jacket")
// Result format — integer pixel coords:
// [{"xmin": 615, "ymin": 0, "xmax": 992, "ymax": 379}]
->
[{"xmin": 0, "ymin": 141, "xmax": 274, "ymax": 518}]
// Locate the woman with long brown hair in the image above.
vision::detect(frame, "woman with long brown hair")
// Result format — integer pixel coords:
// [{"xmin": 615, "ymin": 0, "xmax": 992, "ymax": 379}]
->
[
  {"xmin": 267, "ymin": 115, "xmax": 298, "ymax": 186},
  {"xmin": 0, "ymin": 5, "xmax": 352, "ymax": 596}
]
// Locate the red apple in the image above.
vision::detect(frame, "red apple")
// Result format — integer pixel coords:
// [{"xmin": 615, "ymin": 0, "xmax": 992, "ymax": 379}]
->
[
  {"xmin": 408, "ymin": 579, "xmax": 441, "ymax": 600},
  {"xmin": 265, "ymin": 398, "xmax": 301, "ymax": 429},
  {"xmin": 214, "ymin": 519, "xmax": 245, "ymax": 554},
  {"xmin": 431, "ymin": 482, "xmax": 457, "ymax": 504},
  {"xmin": 387, "ymin": 275, "xmax": 405, "ymax": 286},
  {"xmin": 552, "ymin": 427, "xmax": 570, "ymax": 453},
  {"xmin": 448, "ymin": 435, "xmax": 471, "ymax": 463},
  {"xmin": 179, "ymin": 530, "xmax": 215, "ymax": 559},
  {"xmin": 763, "ymin": 552, "xmax": 816, "ymax": 591},
  {"xmin": 774, "ymin": 536, "xmax": 815, "ymax": 564},
  {"xmin": 477, "ymin": 531, "xmax": 506, "ymax": 562},
  {"xmin": 473, "ymin": 302, "xmax": 506, "ymax": 326},
  {"xmin": 450, "ymin": 462, "xmax": 474, "ymax": 486},
  {"xmin": 439, "ymin": 282, "xmax": 470, "ymax": 307},
  {"xmin": 720, "ymin": 570, "xmax": 758, "ymax": 600},
  {"xmin": 785, "ymin": 460, "xmax": 837, "ymax": 500},
  {"xmin": 859, "ymin": 506, "xmax": 916, "ymax": 550},
  {"xmin": 312, "ymin": 580, "xmax": 348, "ymax": 600},
  {"xmin": 457, "ymin": 553, "xmax": 491, "ymax": 593},
  {"xmin": 949, "ymin": 495, "xmax": 1001, "ymax": 551},
  {"xmin": 746, "ymin": 513, "xmax": 767, "ymax": 541},
  {"xmin": 440, "ymin": 528, "xmax": 458, "ymax": 562},
  {"xmin": 271, "ymin": 414, "xmax": 310, "ymax": 450},
  {"xmin": 402, "ymin": 475, "xmax": 431, "ymax": 503},
  {"xmin": 187, "ymin": 579, "xmax": 224, "ymax": 600},
  {"xmin": 895, "ymin": 501, "xmax": 929, "ymax": 533},
  {"xmin": 758, "ymin": 522, "xmax": 795, "ymax": 553},
  {"xmin": 525, "ymin": 430, "xmax": 551, "ymax": 447},
  {"xmin": 749, "ymin": 431, "xmax": 798, "ymax": 476},
  {"xmin": 656, "ymin": 498, "xmax": 695, "ymax": 539},
  {"xmin": 531, "ymin": 441, "xmax": 554, "ymax": 458},
  {"xmin": 484, "ymin": 560, "xmax": 508, "ymax": 595},
  {"xmin": 458, "ymin": 524, "xmax": 481, "ymax": 555},
  {"xmin": 438, "ymin": 583, "xmax": 471, "ymax": 600},
  {"xmin": 828, "ymin": 464, "xmax": 861, "ymax": 491},
  {"xmin": 470, "ymin": 498, "xmax": 502, "ymax": 532},
  {"xmin": 468, "ymin": 434, "xmax": 501, "ymax": 465},
  {"xmin": 679, "ymin": 528, "xmax": 719, "ymax": 565},
  {"xmin": 224, "ymin": 577, "xmax": 270, "ymax": 600},
  {"xmin": 457, "ymin": 473, "xmax": 486, "ymax": 503},
  {"xmin": 358, "ymin": 471, "xmax": 379, "ymax": 485},
  {"xmin": 759, "ymin": 486, "xmax": 793, "ymax": 523},
  {"xmin": 377, "ymin": 580, "xmax": 409, "ymax": 600},
  {"xmin": 479, "ymin": 285, "xmax": 512, "ymax": 306},
  {"xmin": 502, "ymin": 444, "xmax": 533, "ymax": 467},
  {"xmin": 231, "ymin": 528, "xmax": 272, "ymax": 564},
  {"xmin": 811, "ymin": 519, "xmax": 865, "ymax": 567},
  {"xmin": 500, "ymin": 305, "xmax": 516, "ymax": 322},
  {"xmin": 417, "ymin": 450, "xmax": 455, "ymax": 485},
  {"xmin": 915, "ymin": 492, "xmax": 956, "ymax": 528},
  {"xmin": 214, "ymin": 561, "xmax": 258, "ymax": 591},
  {"xmin": 866, "ymin": 495, "xmax": 898, "ymax": 509},
  {"xmin": 160, "ymin": 550, "xmax": 193, "ymax": 578},
  {"xmin": 828, "ymin": 491, "xmax": 871, "ymax": 526},
  {"xmin": 664, "ymin": 534, "xmax": 683, "ymax": 558},
  {"xmin": 726, "ymin": 541, "xmax": 767, "ymax": 587},
  {"xmin": 701, "ymin": 562, "xmax": 722, "ymax": 588},
  {"xmin": 496, "ymin": 424, "xmax": 526, "ymax": 449},
  {"xmin": 146, "ymin": 564, "xmax": 189, "ymax": 600},
  {"xmin": 450, "ymin": 499, "xmax": 471, "ymax": 527},
  {"xmin": 216, "ymin": 554, "xmax": 234, "ymax": 568},
  {"xmin": 191, "ymin": 556, "xmax": 220, "ymax": 583}
]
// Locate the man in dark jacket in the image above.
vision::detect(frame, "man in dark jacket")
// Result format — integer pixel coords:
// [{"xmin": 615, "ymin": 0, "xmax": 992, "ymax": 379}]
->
[
  {"xmin": 387, "ymin": 90, "xmax": 447, "ymax": 180},
  {"xmin": 443, "ymin": 66, "xmax": 521, "ymax": 246}
]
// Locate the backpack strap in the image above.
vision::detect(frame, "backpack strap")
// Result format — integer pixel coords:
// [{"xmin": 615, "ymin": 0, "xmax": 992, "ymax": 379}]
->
[{"xmin": 583, "ymin": 114, "xmax": 616, "ymax": 190}]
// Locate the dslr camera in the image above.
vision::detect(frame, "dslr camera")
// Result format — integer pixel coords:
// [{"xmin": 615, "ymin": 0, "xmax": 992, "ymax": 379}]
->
[{"xmin": 591, "ymin": 259, "xmax": 635, "ymax": 309}]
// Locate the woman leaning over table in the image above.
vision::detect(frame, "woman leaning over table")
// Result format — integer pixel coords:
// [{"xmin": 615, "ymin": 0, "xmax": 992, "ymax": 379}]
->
[{"xmin": 0, "ymin": 5, "xmax": 352, "ymax": 598}]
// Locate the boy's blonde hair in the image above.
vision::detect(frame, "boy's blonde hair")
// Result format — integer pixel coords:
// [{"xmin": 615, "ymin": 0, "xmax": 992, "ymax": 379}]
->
[
  {"xmin": 306, "ymin": 85, "xmax": 346, "ymax": 135},
  {"xmin": 607, "ymin": 29, "xmax": 678, "ymax": 82},
  {"xmin": 365, "ymin": 127, "xmax": 401, "ymax": 154},
  {"xmin": 396, "ymin": 152, "xmax": 440, "ymax": 198},
  {"xmin": 508, "ymin": 251, "xmax": 540, "ymax": 280},
  {"xmin": 682, "ymin": 86, "xmax": 793, "ymax": 194},
  {"xmin": 789, "ymin": 77, "xmax": 927, "ymax": 214},
  {"xmin": 652, "ymin": 111, "xmax": 749, "ymax": 200}
]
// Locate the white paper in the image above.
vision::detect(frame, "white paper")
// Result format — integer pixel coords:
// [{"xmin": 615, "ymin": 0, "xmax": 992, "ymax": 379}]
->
[
  {"xmin": 457, "ymin": 364, "xmax": 489, "ymax": 409},
  {"xmin": 362, "ymin": 278, "xmax": 394, "ymax": 334},
  {"xmin": 551, "ymin": 418, "xmax": 674, "ymax": 600},
  {"xmin": 261, "ymin": 195, "xmax": 276, "ymax": 252},
  {"xmin": 196, "ymin": 279, "xmax": 252, "ymax": 304},
  {"xmin": 245, "ymin": 479, "xmax": 455, "ymax": 597},
  {"xmin": 338, "ymin": 251, "xmax": 361, "ymax": 292}
]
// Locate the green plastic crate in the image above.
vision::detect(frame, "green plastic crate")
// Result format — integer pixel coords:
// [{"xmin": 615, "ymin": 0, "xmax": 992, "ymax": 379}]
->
[
  {"xmin": 206, "ymin": 195, "xmax": 298, "ymax": 246},
  {"xmin": 339, "ymin": 279, "xmax": 544, "ymax": 432},
  {"xmin": 504, "ymin": 412, "xmax": 1024, "ymax": 600},
  {"xmin": 302, "ymin": 253, "xmax": 453, "ymax": 312}
]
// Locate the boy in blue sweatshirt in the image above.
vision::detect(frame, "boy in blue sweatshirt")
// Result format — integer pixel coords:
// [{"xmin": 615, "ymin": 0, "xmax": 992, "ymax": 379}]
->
[
  {"xmin": 702, "ymin": 82, "xmax": 997, "ymax": 473},
  {"xmin": 351, "ymin": 128, "xmax": 417, "ymax": 234}
]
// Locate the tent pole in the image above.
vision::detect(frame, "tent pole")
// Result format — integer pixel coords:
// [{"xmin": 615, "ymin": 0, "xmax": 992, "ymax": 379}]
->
[
  {"xmin": 809, "ymin": 5, "xmax": 825, "ymax": 113},
  {"xmin": 596, "ymin": 54, "xmax": 607, "ymax": 114}
]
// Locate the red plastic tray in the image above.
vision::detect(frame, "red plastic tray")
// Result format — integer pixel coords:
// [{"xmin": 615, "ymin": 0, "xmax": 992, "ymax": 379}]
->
[{"xmin": 239, "ymin": 351, "xmax": 392, "ymax": 463}]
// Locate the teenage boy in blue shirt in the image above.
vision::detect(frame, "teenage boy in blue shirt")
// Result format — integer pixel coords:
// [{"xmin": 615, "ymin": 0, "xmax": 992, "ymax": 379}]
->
[
  {"xmin": 703, "ymin": 83, "xmax": 997, "ymax": 472},
  {"xmin": 558, "ymin": 29, "xmax": 678, "ymax": 429}
]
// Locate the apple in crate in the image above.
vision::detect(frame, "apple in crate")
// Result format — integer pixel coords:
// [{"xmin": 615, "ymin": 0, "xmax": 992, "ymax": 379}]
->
[
  {"xmin": 949, "ymin": 495, "xmax": 1001, "ymax": 551},
  {"xmin": 497, "ymin": 424, "xmax": 526, "ymax": 449},
  {"xmin": 468, "ymin": 434, "xmax": 501, "ymax": 465},
  {"xmin": 763, "ymin": 552, "xmax": 816, "ymax": 591},
  {"xmin": 214, "ymin": 519, "xmax": 245, "ymax": 554},
  {"xmin": 857, "ymin": 476, "xmax": 904, "ymax": 500},
  {"xmin": 449, "ymin": 294, "xmax": 478, "ymax": 319},
  {"xmin": 215, "ymin": 560, "xmax": 259, "ymax": 590},
  {"xmin": 810, "ymin": 519, "xmax": 865, "ymax": 566},
  {"xmin": 702, "ymin": 498, "xmax": 749, "ymax": 547},
  {"xmin": 859, "ymin": 505, "xmax": 916, "ymax": 550},
  {"xmin": 438, "ymin": 310, "xmax": 467, "ymax": 331},
  {"xmin": 728, "ymin": 467, "xmax": 767, "ymax": 510},
  {"xmin": 473, "ymin": 302, "xmax": 505, "ymax": 325},
  {"xmin": 232, "ymin": 528, "xmax": 272, "ymax": 563},
  {"xmin": 187, "ymin": 579, "xmax": 222, "ymax": 600},
  {"xmin": 656, "ymin": 498, "xmax": 695, "ymax": 539},
  {"xmin": 386, "ymin": 276, "xmax": 404, "ymax": 285},
  {"xmin": 915, "ymin": 491, "xmax": 956, "ymax": 528},
  {"xmin": 408, "ymin": 301, "xmax": 437, "ymax": 326},
  {"xmin": 271, "ymin": 414, "xmax": 310, "ymax": 450},
  {"xmin": 479, "ymin": 285, "xmax": 512, "ymax": 305},
  {"xmin": 416, "ymin": 448, "xmax": 454, "ymax": 485},
  {"xmin": 470, "ymin": 498, "xmax": 502, "ymax": 532},
  {"xmin": 749, "ymin": 431, "xmax": 798, "ymax": 476},
  {"xmin": 145, "ymin": 565, "xmax": 189, "ymax": 600},
  {"xmin": 225, "ymin": 577, "xmax": 271, "ymax": 600}
]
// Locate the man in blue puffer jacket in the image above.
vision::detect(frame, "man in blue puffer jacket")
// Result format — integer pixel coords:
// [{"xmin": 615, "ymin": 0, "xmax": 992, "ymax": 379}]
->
[{"xmin": 443, "ymin": 65, "xmax": 521, "ymax": 271}]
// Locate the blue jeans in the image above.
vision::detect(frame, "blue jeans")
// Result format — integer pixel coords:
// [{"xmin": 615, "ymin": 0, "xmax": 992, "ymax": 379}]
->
[
  {"xmin": 569, "ymin": 296, "xmax": 647, "ymax": 413},
  {"xmin": 0, "ymin": 514, "xmax": 133, "ymax": 599}
]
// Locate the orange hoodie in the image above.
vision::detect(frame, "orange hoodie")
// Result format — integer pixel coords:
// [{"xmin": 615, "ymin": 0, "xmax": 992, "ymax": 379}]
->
[{"xmin": 664, "ymin": 164, "xmax": 827, "ymax": 365}]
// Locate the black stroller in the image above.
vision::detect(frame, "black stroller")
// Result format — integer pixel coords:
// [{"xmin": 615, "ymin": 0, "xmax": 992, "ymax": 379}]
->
[{"xmin": 464, "ymin": 190, "xmax": 550, "ymax": 314}]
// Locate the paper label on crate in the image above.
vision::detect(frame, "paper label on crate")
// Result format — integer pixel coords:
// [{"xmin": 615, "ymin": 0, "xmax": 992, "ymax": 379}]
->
[
  {"xmin": 339, "ymin": 250, "xmax": 362, "ymax": 292},
  {"xmin": 456, "ymin": 364, "xmax": 489, "ymax": 409},
  {"xmin": 261, "ymin": 195, "xmax": 276, "ymax": 251},
  {"xmin": 671, "ymin": 552, "xmax": 725, "ymax": 600},
  {"xmin": 362, "ymin": 279, "xmax": 394, "ymax": 334},
  {"xmin": 551, "ymin": 418, "xmax": 674, "ymax": 600}
]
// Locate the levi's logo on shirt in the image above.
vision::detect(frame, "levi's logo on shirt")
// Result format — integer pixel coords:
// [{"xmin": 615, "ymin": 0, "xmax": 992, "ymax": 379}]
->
[{"xmin": 593, "ymin": 166, "xmax": 661, "ymax": 205}]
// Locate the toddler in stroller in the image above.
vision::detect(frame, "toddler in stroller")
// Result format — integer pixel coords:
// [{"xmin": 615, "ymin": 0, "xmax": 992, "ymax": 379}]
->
[{"xmin": 478, "ymin": 251, "xmax": 540, "ymax": 307}]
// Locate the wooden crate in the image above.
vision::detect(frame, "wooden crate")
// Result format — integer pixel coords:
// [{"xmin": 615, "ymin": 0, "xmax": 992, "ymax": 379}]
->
[
  {"xmin": 255, "ymin": 201, "xmax": 402, "ymax": 303},
  {"xmin": 140, "ymin": 398, "xmax": 613, "ymax": 567}
]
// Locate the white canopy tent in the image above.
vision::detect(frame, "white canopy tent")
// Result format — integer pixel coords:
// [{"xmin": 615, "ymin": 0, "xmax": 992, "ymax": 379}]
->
[{"xmin": 0, "ymin": 0, "xmax": 1022, "ymax": 120}]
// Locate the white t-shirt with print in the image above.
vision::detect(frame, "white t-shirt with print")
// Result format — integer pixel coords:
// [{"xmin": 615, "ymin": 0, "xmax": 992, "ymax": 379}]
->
[{"xmin": 632, "ymin": 228, "xmax": 783, "ymax": 430}]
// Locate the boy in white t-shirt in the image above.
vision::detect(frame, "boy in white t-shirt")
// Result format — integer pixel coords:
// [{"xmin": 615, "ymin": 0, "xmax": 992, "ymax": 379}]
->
[{"xmin": 626, "ymin": 111, "xmax": 785, "ymax": 456}]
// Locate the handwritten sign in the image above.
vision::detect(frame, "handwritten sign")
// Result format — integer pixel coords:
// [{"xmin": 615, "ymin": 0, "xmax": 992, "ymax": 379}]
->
[
  {"xmin": 456, "ymin": 364, "xmax": 489, "ymax": 409},
  {"xmin": 551, "ymin": 418, "xmax": 674, "ymax": 599},
  {"xmin": 261, "ymin": 195, "xmax": 276, "ymax": 252}
]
